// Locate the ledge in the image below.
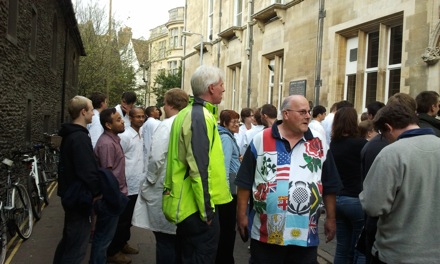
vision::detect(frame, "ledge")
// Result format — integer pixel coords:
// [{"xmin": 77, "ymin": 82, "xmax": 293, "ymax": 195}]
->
[
  {"xmin": 252, "ymin": 3, "xmax": 287, "ymax": 32},
  {"xmin": 218, "ymin": 26, "xmax": 244, "ymax": 46}
]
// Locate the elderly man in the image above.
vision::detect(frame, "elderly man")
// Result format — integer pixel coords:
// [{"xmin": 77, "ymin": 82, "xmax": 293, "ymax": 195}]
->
[
  {"xmin": 360, "ymin": 103, "xmax": 440, "ymax": 263},
  {"xmin": 235, "ymin": 95, "xmax": 341, "ymax": 264},
  {"xmin": 162, "ymin": 65, "xmax": 232, "ymax": 264}
]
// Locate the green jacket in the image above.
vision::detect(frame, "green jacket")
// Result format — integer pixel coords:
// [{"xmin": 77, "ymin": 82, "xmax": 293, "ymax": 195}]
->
[{"xmin": 162, "ymin": 97, "xmax": 232, "ymax": 224}]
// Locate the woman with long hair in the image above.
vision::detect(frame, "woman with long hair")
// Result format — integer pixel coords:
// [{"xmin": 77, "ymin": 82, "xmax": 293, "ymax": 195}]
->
[{"xmin": 331, "ymin": 107, "xmax": 367, "ymax": 264}]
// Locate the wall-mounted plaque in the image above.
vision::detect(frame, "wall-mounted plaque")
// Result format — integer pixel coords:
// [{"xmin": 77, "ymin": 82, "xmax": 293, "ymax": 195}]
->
[{"xmin": 289, "ymin": 80, "xmax": 306, "ymax": 96}]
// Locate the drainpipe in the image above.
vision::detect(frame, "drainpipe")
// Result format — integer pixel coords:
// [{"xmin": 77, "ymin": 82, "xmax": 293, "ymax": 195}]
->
[
  {"xmin": 314, "ymin": 0, "xmax": 325, "ymax": 107},
  {"xmin": 181, "ymin": 0, "xmax": 188, "ymax": 90},
  {"xmin": 217, "ymin": 0, "xmax": 222, "ymax": 66},
  {"xmin": 246, "ymin": 0, "xmax": 254, "ymax": 107}
]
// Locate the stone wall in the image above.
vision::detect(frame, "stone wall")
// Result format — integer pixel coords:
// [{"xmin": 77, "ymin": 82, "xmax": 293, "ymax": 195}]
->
[{"xmin": 0, "ymin": 0, "xmax": 83, "ymax": 159}]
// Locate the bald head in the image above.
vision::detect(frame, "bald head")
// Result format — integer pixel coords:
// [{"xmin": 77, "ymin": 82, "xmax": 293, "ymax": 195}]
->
[{"xmin": 281, "ymin": 95, "xmax": 309, "ymax": 111}]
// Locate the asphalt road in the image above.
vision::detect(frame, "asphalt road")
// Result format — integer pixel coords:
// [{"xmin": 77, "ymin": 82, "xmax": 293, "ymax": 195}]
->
[{"xmin": 7, "ymin": 184, "xmax": 335, "ymax": 263}]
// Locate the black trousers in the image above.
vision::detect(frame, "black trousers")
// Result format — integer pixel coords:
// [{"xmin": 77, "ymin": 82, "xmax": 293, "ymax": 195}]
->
[
  {"xmin": 176, "ymin": 211, "xmax": 220, "ymax": 264},
  {"xmin": 216, "ymin": 195, "xmax": 237, "ymax": 264}
]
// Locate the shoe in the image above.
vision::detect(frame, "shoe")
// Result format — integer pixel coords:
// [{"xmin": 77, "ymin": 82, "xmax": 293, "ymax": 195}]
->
[
  {"xmin": 121, "ymin": 243, "xmax": 139, "ymax": 255},
  {"xmin": 107, "ymin": 251, "xmax": 132, "ymax": 264}
]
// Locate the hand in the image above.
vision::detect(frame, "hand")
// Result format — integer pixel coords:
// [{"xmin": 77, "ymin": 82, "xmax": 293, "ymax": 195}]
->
[
  {"xmin": 237, "ymin": 214, "xmax": 249, "ymax": 242},
  {"xmin": 324, "ymin": 218, "xmax": 336, "ymax": 243}
]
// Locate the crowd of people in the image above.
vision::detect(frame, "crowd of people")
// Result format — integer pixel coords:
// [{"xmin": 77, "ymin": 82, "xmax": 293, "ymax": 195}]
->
[{"xmin": 52, "ymin": 63, "xmax": 440, "ymax": 264}]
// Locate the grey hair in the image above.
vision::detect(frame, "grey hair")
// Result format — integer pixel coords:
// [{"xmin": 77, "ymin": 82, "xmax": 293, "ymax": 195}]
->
[
  {"xmin": 280, "ymin": 96, "xmax": 293, "ymax": 111},
  {"xmin": 190, "ymin": 65, "xmax": 225, "ymax": 97}
]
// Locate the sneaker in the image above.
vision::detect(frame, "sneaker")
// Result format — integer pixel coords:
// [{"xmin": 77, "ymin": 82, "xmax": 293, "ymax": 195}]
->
[
  {"xmin": 121, "ymin": 243, "xmax": 139, "ymax": 255},
  {"xmin": 107, "ymin": 251, "xmax": 132, "ymax": 264}
]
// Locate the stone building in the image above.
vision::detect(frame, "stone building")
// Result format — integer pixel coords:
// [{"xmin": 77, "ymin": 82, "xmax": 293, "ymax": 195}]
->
[
  {"xmin": 146, "ymin": 6, "xmax": 184, "ymax": 106},
  {"xmin": 0, "ymin": 0, "xmax": 85, "ymax": 156},
  {"xmin": 181, "ymin": 0, "xmax": 440, "ymax": 114}
]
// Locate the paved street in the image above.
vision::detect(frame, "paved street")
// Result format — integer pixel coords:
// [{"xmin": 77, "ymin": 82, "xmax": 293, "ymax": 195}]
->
[{"xmin": 7, "ymin": 184, "xmax": 335, "ymax": 263}]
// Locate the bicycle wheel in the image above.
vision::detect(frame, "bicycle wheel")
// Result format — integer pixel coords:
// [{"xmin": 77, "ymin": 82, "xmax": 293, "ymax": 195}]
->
[
  {"xmin": 27, "ymin": 176, "xmax": 42, "ymax": 220},
  {"xmin": 37, "ymin": 168, "xmax": 49, "ymax": 206},
  {"xmin": 12, "ymin": 184, "xmax": 33, "ymax": 240},
  {"xmin": 44, "ymin": 148, "xmax": 59, "ymax": 181},
  {"xmin": 0, "ymin": 211, "xmax": 7, "ymax": 264}
]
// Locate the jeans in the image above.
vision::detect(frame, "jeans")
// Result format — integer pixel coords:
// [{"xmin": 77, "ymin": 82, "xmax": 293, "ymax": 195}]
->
[
  {"xmin": 176, "ymin": 211, "xmax": 220, "ymax": 264},
  {"xmin": 89, "ymin": 212, "xmax": 119, "ymax": 264},
  {"xmin": 334, "ymin": 196, "xmax": 366, "ymax": 264},
  {"xmin": 250, "ymin": 239, "xmax": 318, "ymax": 264},
  {"xmin": 154, "ymin": 231, "xmax": 177, "ymax": 264},
  {"xmin": 53, "ymin": 209, "xmax": 91, "ymax": 264},
  {"xmin": 107, "ymin": 194, "xmax": 137, "ymax": 256}
]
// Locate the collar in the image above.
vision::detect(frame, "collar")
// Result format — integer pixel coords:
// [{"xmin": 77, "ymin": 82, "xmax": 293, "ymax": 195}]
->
[
  {"xmin": 103, "ymin": 130, "xmax": 121, "ymax": 143},
  {"xmin": 397, "ymin": 128, "xmax": 435, "ymax": 140},
  {"xmin": 193, "ymin": 97, "xmax": 218, "ymax": 120},
  {"xmin": 271, "ymin": 120, "xmax": 314, "ymax": 141}
]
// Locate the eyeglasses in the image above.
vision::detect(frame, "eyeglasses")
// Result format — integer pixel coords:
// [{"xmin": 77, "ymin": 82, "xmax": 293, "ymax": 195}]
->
[{"xmin": 284, "ymin": 109, "xmax": 312, "ymax": 116}]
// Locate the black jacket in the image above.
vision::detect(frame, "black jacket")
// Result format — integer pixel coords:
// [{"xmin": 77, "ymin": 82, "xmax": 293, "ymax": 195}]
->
[{"xmin": 57, "ymin": 123, "xmax": 101, "ymax": 199}]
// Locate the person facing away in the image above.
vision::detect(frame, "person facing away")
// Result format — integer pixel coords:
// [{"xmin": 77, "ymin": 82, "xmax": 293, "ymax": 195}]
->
[
  {"xmin": 90, "ymin": 108, "xmax": 128, "ymax": 264},
  {"xmin": 415, "ymin": 90, "xmax": 440, "ymax": 136},
  {"xmin": 359, "ymin": 103, "xmax": 440, "ymax": 264},
  {"xmin": 115, "ymin": 91, "xmax": 137, "ymax": 129},
  {"xmin": 115, "ymin": 107, "xmax": 146, "ymax": 258},
  {"xmin": 141, "ymin": 105, "xmax": 161, "ymax": 167},
  {"xmin": 329, "ymin": 107, "xmax": 367, "ymax": 264},
  {"xmin": 53, "ymin": 96, "xmax": 101, "ymax": 264},
  {"xmin": 260, "ymin": 103, "xmax": 278, "ymax": 128},
  {"xmin": 359, "ymin": 95, "xmax": 412, "ymax": 263},
  {"xmin": 162, "ymin": 65, "xmax": 232, "ymax": 264},
  {"xmin": 235, "ymin": 107, "xmax": 256, "ymax": 156},
  {"xmin": 235, "ymin": 95, "xmax": 341, "ymax": 264},
  {"xmin": 308, "ymin": 105, "xmax": 327, "ymax": 147},
  {"xmin": 132, "ymin": 88, "xmax": 189, "ymax": 264},
  {"xmin": 322, "ymin": 100, "xmax": 354, "ymax": 144},
  {"xmin": 216, "ymin": 109, "xmax": 241, "ymax": 264},
  {"xmin": 87, "ymin": 91, "xmax": 108, "ymax": 148}
]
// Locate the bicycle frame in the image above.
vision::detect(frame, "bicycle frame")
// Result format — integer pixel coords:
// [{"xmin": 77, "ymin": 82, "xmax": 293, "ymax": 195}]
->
[{"xmin": 23, "ymin": 155, "xmax": 45, "ymax": 201}]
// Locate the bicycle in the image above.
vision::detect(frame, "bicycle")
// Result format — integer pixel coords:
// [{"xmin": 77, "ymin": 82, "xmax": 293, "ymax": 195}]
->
[
  {"xmin": 0, "ymin": 158, "xmax": 34, "ymax": 263},
  {"xmin": 41, "ymin": 133, "xmax": 60, "ymax": 182},
  {"xmin": 21, "ymin": 145, "xmax": 50, "ymax": 221}
]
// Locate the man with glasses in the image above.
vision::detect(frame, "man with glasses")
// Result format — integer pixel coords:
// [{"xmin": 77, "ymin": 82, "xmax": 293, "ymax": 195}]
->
[
  {"xmin": 235, "ymin": 95, "xmax": 341, "ymax": 263},
  {"xmin": 360, "ymin": 103, "xmax": 440, "ymax": 263}
]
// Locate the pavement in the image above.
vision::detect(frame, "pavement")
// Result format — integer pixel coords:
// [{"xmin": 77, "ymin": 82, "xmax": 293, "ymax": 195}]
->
[{"xmin": 6, "ymin": 183, "xmax": 335, "ymax": 263}]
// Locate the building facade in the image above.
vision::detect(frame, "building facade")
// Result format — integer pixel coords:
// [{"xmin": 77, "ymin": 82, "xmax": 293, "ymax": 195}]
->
[
  {"xmin": 146, "ymin": 6, "xmax": 185, "ymax": 106},
  {"xmin": 181, "ymin": 0, "xmax": 440, "ymax": 114},
  {"xmin": 0, "ymin": 0, "xmax": 85, "ymax": 156}
]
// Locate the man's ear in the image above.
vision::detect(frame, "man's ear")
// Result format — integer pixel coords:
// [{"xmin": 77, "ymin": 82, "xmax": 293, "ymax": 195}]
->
[
  {"xmin": 384, "ymin": 123, "xmax": 393, "ymax": 133},
  {"xmin": 105, "ymin": 122, "xmax": 112, "ymax": 131}
]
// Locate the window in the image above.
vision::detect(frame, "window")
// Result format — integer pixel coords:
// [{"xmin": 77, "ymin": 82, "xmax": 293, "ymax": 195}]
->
[
  {"xmin": 208, "ymin": 0, "xmax": 214, "ymax": 41},
  {"xmin": 343, "ymin": 23, "xmax": 402, "ymax": 108},
  {"xmin": 344, "ymin": 37, "xmax": 358, "ymax": 105},
  {"xmin": 7, "ymin": 0, "xmax": 18, "ymax": 43},
  {"xmin": 228, "ymin": 65, "xmax": 242, "ymax": 110},
  {"xmin": 29, "ymin": 6, "xmax": 38, "ymax": 58},
  {"xmin": 158, "ymin": 40, "xmax": 166, "ymax": 59},
  {"xmin": 169, "ymin": 28, "xmax": 179, "ymax": 48},
  {"xmin": 266, "ymin": 54, "xmax": 284, "ymax": 109},
  {"xmin": 387, "ymin": 25, "xmax": 402, "ymax": 97},
  {"xmin": 234, "ymin": 0, "xmax": 242, "ymax": 27},
  {"xmin": 168, "ymin": 61, "xmax": 178, "ymax": 75}
]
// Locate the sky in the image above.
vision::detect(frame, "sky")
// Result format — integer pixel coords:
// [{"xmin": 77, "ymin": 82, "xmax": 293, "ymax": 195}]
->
[{"xmin": 73, "ymin": 0, "xmax": 185, "ymax": 39}]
